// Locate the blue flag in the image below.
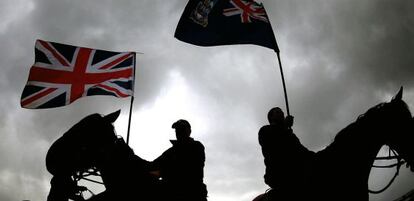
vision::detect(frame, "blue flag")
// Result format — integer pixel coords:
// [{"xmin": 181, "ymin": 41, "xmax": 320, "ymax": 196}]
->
[{"xmin": 175, "ymin": 0, "xmax": 279, "ymax": 52}]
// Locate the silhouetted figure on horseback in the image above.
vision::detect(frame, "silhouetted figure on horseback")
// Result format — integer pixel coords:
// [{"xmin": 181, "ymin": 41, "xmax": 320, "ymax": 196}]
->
[
  {"xmin": 46, "ymin": 110, "xmax": 159, "ymax": 201},
  {"xmin": 254, "ymin": 88, "xmax": 414, "ymax": 201},
  {"xmin": 150, "ymin": 119, "xmax": 208, "ymax": 201},
  {"xmin": 45, "ymin": 112, "xmax": 208, "ymax": 201},
  {"xmin": 258, "ymin": 107, "xmax": 314, "ymax": 200}
]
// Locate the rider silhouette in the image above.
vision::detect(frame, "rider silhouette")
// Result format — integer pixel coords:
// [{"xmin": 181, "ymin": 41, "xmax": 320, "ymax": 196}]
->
[
  {"xmin": 151, "ymin": 119, "xmax": 208, "ymax": 201},
  {"xmin": 258, "ymin": 107, "xmax": 314, "ymax": 199}
]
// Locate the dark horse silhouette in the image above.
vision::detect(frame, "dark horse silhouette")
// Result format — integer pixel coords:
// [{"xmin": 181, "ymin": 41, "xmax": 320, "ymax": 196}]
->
[
  {"xmin": 46, "ymin": 110, "xmax": 161, "ymax": 201},
  {"xmin": 45, "ymin": 89, "xmax": 414, "ymax": 201},
  {"xmin": 254, "ymin": 88, "xmax": 414, "ymax": 201}
]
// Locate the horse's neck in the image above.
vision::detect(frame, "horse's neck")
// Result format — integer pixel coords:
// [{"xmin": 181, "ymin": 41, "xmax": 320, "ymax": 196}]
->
[
  {"xmin": 322, "ymin": 121, "xmax": 386, "ymax": 177},
  {"xmin": 359, "ymin": 133, "xmax": 385, "ymax": 177},
  {"xmin": 95, "ymin": 140, "xmax": 128, "ymax": 186},
  {"xmin": 97, "ymin": 140, "xmax": 149, "ymax": 186},
  {"xmin": 310, "ymin": 121, "xmax": 386, "ymax": 201},
  {"xmin": 355, "ymin": 124, "xmax": 385, "ymax": 163}
]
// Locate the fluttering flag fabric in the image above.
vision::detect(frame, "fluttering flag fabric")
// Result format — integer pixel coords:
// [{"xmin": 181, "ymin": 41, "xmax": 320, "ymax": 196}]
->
[
  {"xmin": 175, "ymin": 0, "xmax": 279, "ymax": 52},
  {"xmin": 21, "ymin": 40, "xmax": 135, "ymax": 109}
]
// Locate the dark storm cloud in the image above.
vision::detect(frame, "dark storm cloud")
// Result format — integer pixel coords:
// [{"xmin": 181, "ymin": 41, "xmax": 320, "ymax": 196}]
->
[
  {"xmin": 275, "ymin": 0, "xmax": 414, "ymax": 89},
  {"xmin": 0, "ymin": 0, "xmax": 413, "ymax": 201}
]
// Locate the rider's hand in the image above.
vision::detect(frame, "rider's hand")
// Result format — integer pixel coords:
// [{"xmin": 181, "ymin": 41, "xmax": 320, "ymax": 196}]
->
[{"xmin": 285, "ymin": 115, "xmax": 294, "ymax": 128}]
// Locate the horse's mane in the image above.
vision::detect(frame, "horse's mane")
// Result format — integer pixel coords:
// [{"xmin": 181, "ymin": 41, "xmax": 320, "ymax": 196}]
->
[
  {"xmin": 62, "ymin": 113, "xmax": 118, "ymax": 146},
  {"xmin": 64, "ymin": 114, "xmax": 102, "ymax": 136},
  {"xmin": 323, "ymin": 99, "xmax": 410, "ymax": 152},
  {"xmin": 46, "ymin": 113, "xmax": 118, "ymax": 175}
]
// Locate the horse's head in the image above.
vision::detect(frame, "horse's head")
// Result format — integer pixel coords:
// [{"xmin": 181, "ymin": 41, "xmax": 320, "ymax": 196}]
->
[
  {"xmin": 72, "ymin": 110, "xmax": 120, "ymax": 151},
  {"xmin": 380, "ymin": 88, "xmax": 414, "ymax": 172},
  {"xmin": 46, "ymin": 110, "xmax": 121, "ymax": 176}
]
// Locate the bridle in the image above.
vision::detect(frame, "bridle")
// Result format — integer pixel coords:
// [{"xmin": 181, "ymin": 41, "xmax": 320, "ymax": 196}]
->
[
  {"xmin": 68, "ymin": 135, "xmax": 122, "ymax": 200},
  {"xmin": 368, "ymin": 100, "xmax": 411, "ymax": 194},
  {"xmin": 369, "ymin": 147, "xmax": 405, "ymax": 194},
  {"xmin": 74, "ymin": 167, "xmax": 104, "ymax": 185},
  {"xmin": 72, "ymin": 130, "xmax": 123, "ymax": 186}
]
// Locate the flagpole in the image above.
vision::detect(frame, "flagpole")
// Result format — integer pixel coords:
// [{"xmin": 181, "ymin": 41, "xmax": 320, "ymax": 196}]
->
[
  {"xmin": 261, "ymin": 2, "xmax": 291, "ymax": 116},
  {"xmin": 275, "ymin": 51, "xmax": 290, "ymax": 116},
  {"xmin": 126, "ymin": 52, "xmax": 137, "ymax": 144},
  {"xmin": 126, "ymin": 96, "xmax": 134, "ymax": 144}
]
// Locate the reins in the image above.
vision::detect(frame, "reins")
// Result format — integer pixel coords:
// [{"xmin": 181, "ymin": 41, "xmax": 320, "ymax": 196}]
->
[
  {"xmin": 70, "ymin": 168, "xmax": 103, "ymax": 200},
  {"xmin": 369, "ymin": 148, "xmax": 405, "ymax": 194},
  {"xmin": 75, "ymin": 171, "xmax": 104, "ymax": 185}
]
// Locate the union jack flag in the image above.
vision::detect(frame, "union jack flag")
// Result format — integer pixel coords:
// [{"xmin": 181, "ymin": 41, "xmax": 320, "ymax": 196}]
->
[
  {"xmin": 21, "ymin": 40, "xmax": 135, "ymax": 109},
  {"xmin": 223, "ymin": 0, "xmax": 269, "ymax": 23}
]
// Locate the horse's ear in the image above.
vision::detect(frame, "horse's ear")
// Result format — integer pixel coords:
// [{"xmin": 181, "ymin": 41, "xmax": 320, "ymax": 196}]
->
[
  {"xmin": 103, "ymin": 110, "xmax": 121, "ymax": 123},
  {"xmin": 392, "ymin": 86, "xmax": 403, "ymax": 102}
]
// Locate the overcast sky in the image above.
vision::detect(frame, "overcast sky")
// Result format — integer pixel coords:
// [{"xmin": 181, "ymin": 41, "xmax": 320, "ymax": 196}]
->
[{"xmin": 0, "ymin": 0, "xmax": 414, "ymax": 200}]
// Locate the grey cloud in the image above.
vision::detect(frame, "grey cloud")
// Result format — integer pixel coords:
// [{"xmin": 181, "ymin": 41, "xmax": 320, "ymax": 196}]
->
[{"xmin": 0, "ymin": 0, "xmax": 414, "ymax": 201}]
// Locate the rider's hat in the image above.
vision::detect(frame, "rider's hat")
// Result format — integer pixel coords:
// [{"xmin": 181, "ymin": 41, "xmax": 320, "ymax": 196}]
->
[{"xmin": 172, "ymin": 119, "xmax": 191, "ymax": 129}]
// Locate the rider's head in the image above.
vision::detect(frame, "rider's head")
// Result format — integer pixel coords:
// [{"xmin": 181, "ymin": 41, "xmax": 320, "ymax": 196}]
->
[
  {"xmin": 268, "ymin": 107, "xmax": 285, "ymax": 125},
  {"xmin": 172, "ymin": 119, "xmax": 192, "ymax": 141}
]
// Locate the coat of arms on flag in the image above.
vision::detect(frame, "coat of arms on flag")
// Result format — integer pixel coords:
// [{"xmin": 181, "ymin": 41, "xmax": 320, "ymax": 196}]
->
[
  {"xmin": 189, "ymin": 0, "xmax": 218, "ymax": 27},
  {"xmin": 175, "ymin": 0, "xmax": 279, "ymax": 51},
  {"xmin": 21, "ymin": 40, "xmax": 135, "ymax": 109}
]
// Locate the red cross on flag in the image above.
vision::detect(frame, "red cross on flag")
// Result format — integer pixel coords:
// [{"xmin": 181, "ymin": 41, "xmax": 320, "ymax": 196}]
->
[
  {"xmin": 223, "ymin": 0, "xmax": 269, "ymax": 23},
  {"xmin": 21, "ymin": 40, "xmax": 135, "ymax": 109}
]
